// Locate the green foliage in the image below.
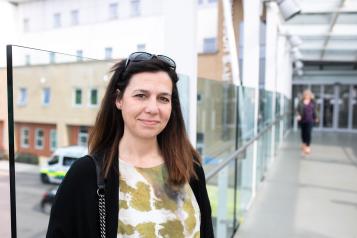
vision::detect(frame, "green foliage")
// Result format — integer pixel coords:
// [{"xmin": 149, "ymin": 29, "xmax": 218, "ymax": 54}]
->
[{"xmin": 15, "ymin": 153, "xmax": 39, "ymax": 165}]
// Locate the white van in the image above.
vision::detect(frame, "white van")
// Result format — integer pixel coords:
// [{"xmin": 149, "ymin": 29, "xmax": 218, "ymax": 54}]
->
[{"xmin": 40, "ymin": 146, "xmax": 88, "ymax": 184}]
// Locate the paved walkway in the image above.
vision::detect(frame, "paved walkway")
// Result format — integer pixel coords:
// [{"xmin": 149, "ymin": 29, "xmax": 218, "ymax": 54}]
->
[{"xmin": 236, "ymin": 131, "xmax": 357, "ymax": 238}]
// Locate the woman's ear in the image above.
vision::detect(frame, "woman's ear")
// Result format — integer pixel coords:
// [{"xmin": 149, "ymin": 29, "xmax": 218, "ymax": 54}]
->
[{"xmin": 115, "ymin": 89, "xmax": 122, "ymax": 110}]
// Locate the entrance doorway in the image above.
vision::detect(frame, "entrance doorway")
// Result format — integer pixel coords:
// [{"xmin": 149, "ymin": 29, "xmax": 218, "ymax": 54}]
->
[{"xmin": 293, "ymin": 84, "xmax": 357, "ymax": 132}]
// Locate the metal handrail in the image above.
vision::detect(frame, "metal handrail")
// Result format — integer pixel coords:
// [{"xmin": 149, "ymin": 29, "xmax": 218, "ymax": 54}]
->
[{"xmin": 205, "ymin": 113, "xmax": 289, "ymax": 180}]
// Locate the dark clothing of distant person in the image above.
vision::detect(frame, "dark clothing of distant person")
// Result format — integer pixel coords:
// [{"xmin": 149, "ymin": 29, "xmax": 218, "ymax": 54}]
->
[{"xmin": 297, "ymin": 100, "xmax": 317, "ymax": 146}]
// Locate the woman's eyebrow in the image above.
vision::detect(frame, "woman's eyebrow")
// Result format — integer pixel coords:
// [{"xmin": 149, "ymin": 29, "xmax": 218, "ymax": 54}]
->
[{"xmin": 133, "ymin": 89, "xmax": 171, "ymax": 96}]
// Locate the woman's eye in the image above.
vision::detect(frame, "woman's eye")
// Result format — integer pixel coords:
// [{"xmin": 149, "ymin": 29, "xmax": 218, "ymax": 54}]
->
[
  {"xmin": 135, "ymin": 94, "xmax": 146, "ymax": 99},
  {"xmin": 160, "ymin": 97, "xmax": 170, "ymax": 103}
]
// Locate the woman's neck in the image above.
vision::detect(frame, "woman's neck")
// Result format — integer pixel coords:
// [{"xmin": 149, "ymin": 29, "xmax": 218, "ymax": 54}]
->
[{"xmin": 118, "ymin": 132, "xmax": 162, "ymax": 166}]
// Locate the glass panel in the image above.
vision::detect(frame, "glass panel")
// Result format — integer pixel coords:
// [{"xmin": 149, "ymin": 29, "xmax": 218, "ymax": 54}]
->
[
  {"xmin": 8, "ymin": 45, "xmax": 106, "ymax": 237},
  {"xmin": 338, "ymin": 85, "xmax": 350, "ymax": 129},
  {"xmin": 197, "ymin": 78, "xmax": 237, "ymax": 168},
  {"xmin": 352, "ymin": 85, "xmax": 357, "ymax": 129},
  {"xmin": 311, "ymin": 85, "xmax": 321, "ymax": 127},
  {"xmin": 206, "ymin": 159, "xmax": 236, "ymax": 237},
  {"xmin": 323, "ymin": 85, "xmax": 334, "ymax": 128}
]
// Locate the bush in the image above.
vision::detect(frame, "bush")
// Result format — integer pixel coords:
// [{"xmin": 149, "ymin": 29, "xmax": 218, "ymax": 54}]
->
[{"xmin": 15, "ymin": 153, "xmax": 39, "ymax": 165}]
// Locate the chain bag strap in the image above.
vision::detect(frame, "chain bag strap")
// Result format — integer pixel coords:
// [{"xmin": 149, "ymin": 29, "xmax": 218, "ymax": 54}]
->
[{"xmin": 89, "ymin": 155, "xmax": 106, "ymax": 238}]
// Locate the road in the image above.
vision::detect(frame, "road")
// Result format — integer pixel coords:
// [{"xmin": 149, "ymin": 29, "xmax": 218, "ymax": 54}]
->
[{"xmin": 0, "ymin": 161, "xmax": 57, "ymax": 238}]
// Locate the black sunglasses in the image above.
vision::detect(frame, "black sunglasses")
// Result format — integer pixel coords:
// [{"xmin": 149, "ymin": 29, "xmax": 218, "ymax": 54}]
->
[{"xmin": 125, "ymin": 52, "xmax": 176, "ymax": 71}]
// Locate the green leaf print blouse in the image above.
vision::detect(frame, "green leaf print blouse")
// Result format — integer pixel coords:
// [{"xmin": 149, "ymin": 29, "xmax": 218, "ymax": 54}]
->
[{"xmin": 118, "ymin": 158, "xmax": 201, "ymax": 237}]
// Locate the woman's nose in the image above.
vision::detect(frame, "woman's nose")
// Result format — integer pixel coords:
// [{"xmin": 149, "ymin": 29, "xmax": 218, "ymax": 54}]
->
[{"xmin": 145, "ymin": 97, "xmax": 159, "ymax": 113}]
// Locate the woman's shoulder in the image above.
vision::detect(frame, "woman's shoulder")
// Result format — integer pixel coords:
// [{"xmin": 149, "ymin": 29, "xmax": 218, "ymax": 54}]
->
[{"xmin": 64, "ymin": 156, "xmax": 96, "ymax": 184}]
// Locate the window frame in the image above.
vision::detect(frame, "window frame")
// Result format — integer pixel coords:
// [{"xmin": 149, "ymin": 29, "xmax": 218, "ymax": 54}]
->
[
  {"xmin": 18, "ymin": 87, "xmax": 28, "ymax": 106},
  {"xmin": 50, "ymin": 129, "xmax": 57, "ymax": 151},
  {"xmin": 109, "ymin": 3, "xmax": 118, "ymax": 19},
  {"xmin": 35, "ymin": 128, "xmax": 44, "ymax": 150},
  {"xmin": 73, "ymin": 88, "xmax": 83, "ymax": 106},
  {"xmin": 53, "ymin": 12, "xmax": 61, "ymax": 28},
  {"xmin": 70, "ymin": 9, "xmax": 79, "ymax": 26},
  {"xmin": 88, "ymin": 88, "xmax": 99, "ymax": 107},
  {"xmin": 42, "ymin": 87, "xmax": 51, "ymax": 106},
  {"xmin": 20, "ymin": 127, "xmax": 30, "ymax": 148}
]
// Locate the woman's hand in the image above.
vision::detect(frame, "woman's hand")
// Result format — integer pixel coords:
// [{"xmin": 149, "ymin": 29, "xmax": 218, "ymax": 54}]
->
[{"xmin": 297, "ymin": 115, "xmax": 301, "ymax": 121}]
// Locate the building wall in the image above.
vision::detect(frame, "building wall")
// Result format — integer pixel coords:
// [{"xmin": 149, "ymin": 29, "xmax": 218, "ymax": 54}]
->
[{"xmin": 15, "ymin": 122, "xmax": 56, "ymax": 157}]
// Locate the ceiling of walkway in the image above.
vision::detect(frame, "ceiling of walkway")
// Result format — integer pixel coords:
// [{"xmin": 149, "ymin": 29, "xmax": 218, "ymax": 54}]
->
[{"xmin": 283, "ymin": 0, "xmax": 357, "ymax": 62}]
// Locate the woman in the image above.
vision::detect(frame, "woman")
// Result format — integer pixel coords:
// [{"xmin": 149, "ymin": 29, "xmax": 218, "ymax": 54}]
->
[
  {"xmin": 296, "ymin": 89, "xmax": 318, "ymax": 156},
  {"xmin": 46, "ymin": 52, "xmax": 214, "ymax": 237}
]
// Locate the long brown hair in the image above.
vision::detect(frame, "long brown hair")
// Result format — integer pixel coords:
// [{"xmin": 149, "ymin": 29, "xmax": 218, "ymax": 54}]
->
[{"xmin": 89, "ymin": 58, "xmax": 201, "ymax": 186}]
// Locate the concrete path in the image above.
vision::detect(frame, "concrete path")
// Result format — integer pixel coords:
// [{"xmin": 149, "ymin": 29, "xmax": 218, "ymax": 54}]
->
[{"xmin": 236, "ymin": 131, "xmax": 357, "ymax": 238}]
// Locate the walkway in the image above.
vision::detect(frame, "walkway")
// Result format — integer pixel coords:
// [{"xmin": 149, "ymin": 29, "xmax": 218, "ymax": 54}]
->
[{"xmin": 236, "ymin": 131, "xmax": 357, "ymax": 238}]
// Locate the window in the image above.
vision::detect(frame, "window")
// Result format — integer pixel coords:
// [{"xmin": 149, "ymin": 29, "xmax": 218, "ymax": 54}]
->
[
  {"xmin": 25, "ymin": 55, "xmax": 31, "ymax": 66},
  {"xmin": 70, "ymin": 9, "xmax": 79, "ymax": 25},
  {"xmin": 35, "ymin": 128, "xmax": 44, "ymax": 149},
  {"xmin": 90, "ymin": 89, "xmax": 98, "ymax": 106},
  {"xmin": 78, "ymin": 126, "xmax": 88, "ymax": 146},
  {"xmin": 42, "ymin": 88, "xmax": 51, "ymax": 105},
  {"xmin": 53, "ymin": 13, "xmax": 61, "ymax": 28},
  {"xmin": 76, "ymin": 50, "xmax": 83, "ymax": 61},
  {"xmin": 130, "ymin": 0, "xmax": 140, "ymax": 16},
  {"xmin": 48, "ymin": 155, "xmax": 59, "ymax": 165},
  {"xmin": 203, "ymin": 37, "xmax": 217, "ymax": 53},
  {"xmin": 109, "ymin": 3, "xmax": 118, "ymax": 19},
  {"xmin": 208, "ymin": 0, "xmax": 217, "ymax": 3},
  {"xmin": 137, "ymin": 43, "xmax": 146, "ymax": 51},
  {"xmin": 105, "ymin": 47, "xmax": 113, "ymax": 59},
  {"xmin": 20, "ymin": 128, "xmax": 30, "ymax": 148},
  {"xmin": 74, "ymin": 88, "xmax": 82, "ymax": 105},
  {"xmin": 50, "ymin": 129, "xmax": 57, "ymax": 151},
  {"xmin": 23, "ymin": 18, "xmax": 29, "ymax": 32},
  {"xmin": 198, "ymin": 0, "xmax": 203, "ymax": 4},
  {"xmin": 49, "ymin": 52, "xmax": 56, "ymax": 63},
  {"xmin": 63, "ymin": 156, "xmax": 77, "ymax": 166},
  {"xmin": 18, "ymin": 88, "xmax": 27, "ymax": 105}
]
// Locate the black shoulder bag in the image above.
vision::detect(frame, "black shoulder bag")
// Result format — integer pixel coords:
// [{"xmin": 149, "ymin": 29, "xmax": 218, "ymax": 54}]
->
[{"xmin": 88, "ymin": 155, "xmax": 106, "ymax": 238}]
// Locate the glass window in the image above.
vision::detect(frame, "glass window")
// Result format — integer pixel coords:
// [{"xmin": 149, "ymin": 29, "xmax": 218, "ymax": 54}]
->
[
  {"xmin": 90, "ymin": 89, "xmax": 98, "ymax": 106},
  {"xmin": 63, "ymin": 156, "xmax": 77, "ymax": 166},
  {"xmin": 49, "ymin": 52, "xmax": 56, "ymax": 63},
  {"xmin": 78, "ymin": 126, "xmax": 88, "ymax": 146},
  {"xmin": 20, "ymin": 128, "xmax": 30, "ymax": 148},
  {"xmin": 42, "ymin": 88, "xmax": 51, "ymax": 105},
  {"xmin": 25, "ymin": 55, "xmax": 31, "ymax": 66},
  {"xmin": 23, "ymin": 18, "xmax": 30, "ymax": 32},
  {"xmin": 203, "ymin": 37, "xmax": 217, "ymax": 53},
  {"xmin": 70, "ymin": 9, "xmax": 79, "ymax": 25},
  {"xmin": 53, "ymin": 13, "xmax": 61, "ymax": 28},
  {"xmin": 137, "ymin": 44, "xmax": 146, "ymax": 51},
  {"xmin": 76, "ymin": 50, "xmax": 83, "ymax": 61},
  {"xmin": 74, "ymin": 88, "xmax": 82, "ymax": 105},
  {"xmin": 48, "ymin": 155, "xmax": 59, "ymax": 165},
  {"xmin": 208, "ymin": 0, "xmax": 217, "ymax": 2},
  {"xmin": 198, "ymin": 0, "xmax": 204, "ymax": 5},
  {"xmin": 109, "ymin": 3, "xmax": 118, "ymax": 19},
  {"xmin": 35, "ymin": 128, "xmax": 44, "ymax": 149},
  {"xmin": 131, "ymin": 0, "xmax": 140, "ymax": 16},
  {"xmin": 105, "ymin": 47, "xmax": 113, "ymax": 59},
  {"xmin": 50, "ymin": 129, "xmax": 57, "ymax": 151},
  {"xmin": 18, "ymin": 88, "xmax": 28, "ymax": 105}
]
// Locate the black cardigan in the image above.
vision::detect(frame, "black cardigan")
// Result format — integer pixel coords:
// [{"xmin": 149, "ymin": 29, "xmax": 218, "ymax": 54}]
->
[{"xmin": 46, "ymin": 156, "xmax": 214, "ymax": 237}]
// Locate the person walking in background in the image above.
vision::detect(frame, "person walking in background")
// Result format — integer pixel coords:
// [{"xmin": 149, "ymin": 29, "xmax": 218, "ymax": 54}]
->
[{"xmin": 296, "ymin": 89, "xmax": 318, "ymax": 156}]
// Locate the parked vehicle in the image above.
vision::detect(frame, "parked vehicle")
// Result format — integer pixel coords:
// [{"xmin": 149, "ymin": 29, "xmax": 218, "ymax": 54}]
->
[
  {"xmin": 41, "ymin": 186, "xmax": 58, "ymax": 214},
  {"xmin": 40, "ymin": 146, "xmax": 88, "ymax": 184}
]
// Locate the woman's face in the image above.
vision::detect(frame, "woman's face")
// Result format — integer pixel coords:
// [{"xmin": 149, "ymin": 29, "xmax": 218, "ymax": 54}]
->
[{"xmin": 116, "ymin": 71, "xmax": 173, "ymax": 140}]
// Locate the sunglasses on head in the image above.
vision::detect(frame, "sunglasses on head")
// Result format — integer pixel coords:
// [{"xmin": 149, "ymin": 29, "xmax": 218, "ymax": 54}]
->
[{"xmin": 125, "ymin": 52, "xmax": 176, "ymax": 71}]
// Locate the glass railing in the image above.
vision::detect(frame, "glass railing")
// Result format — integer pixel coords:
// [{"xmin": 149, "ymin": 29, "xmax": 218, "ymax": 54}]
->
[{"xmin": 196, "ymin": 77, "xmax": 292, "ymax": 237}]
